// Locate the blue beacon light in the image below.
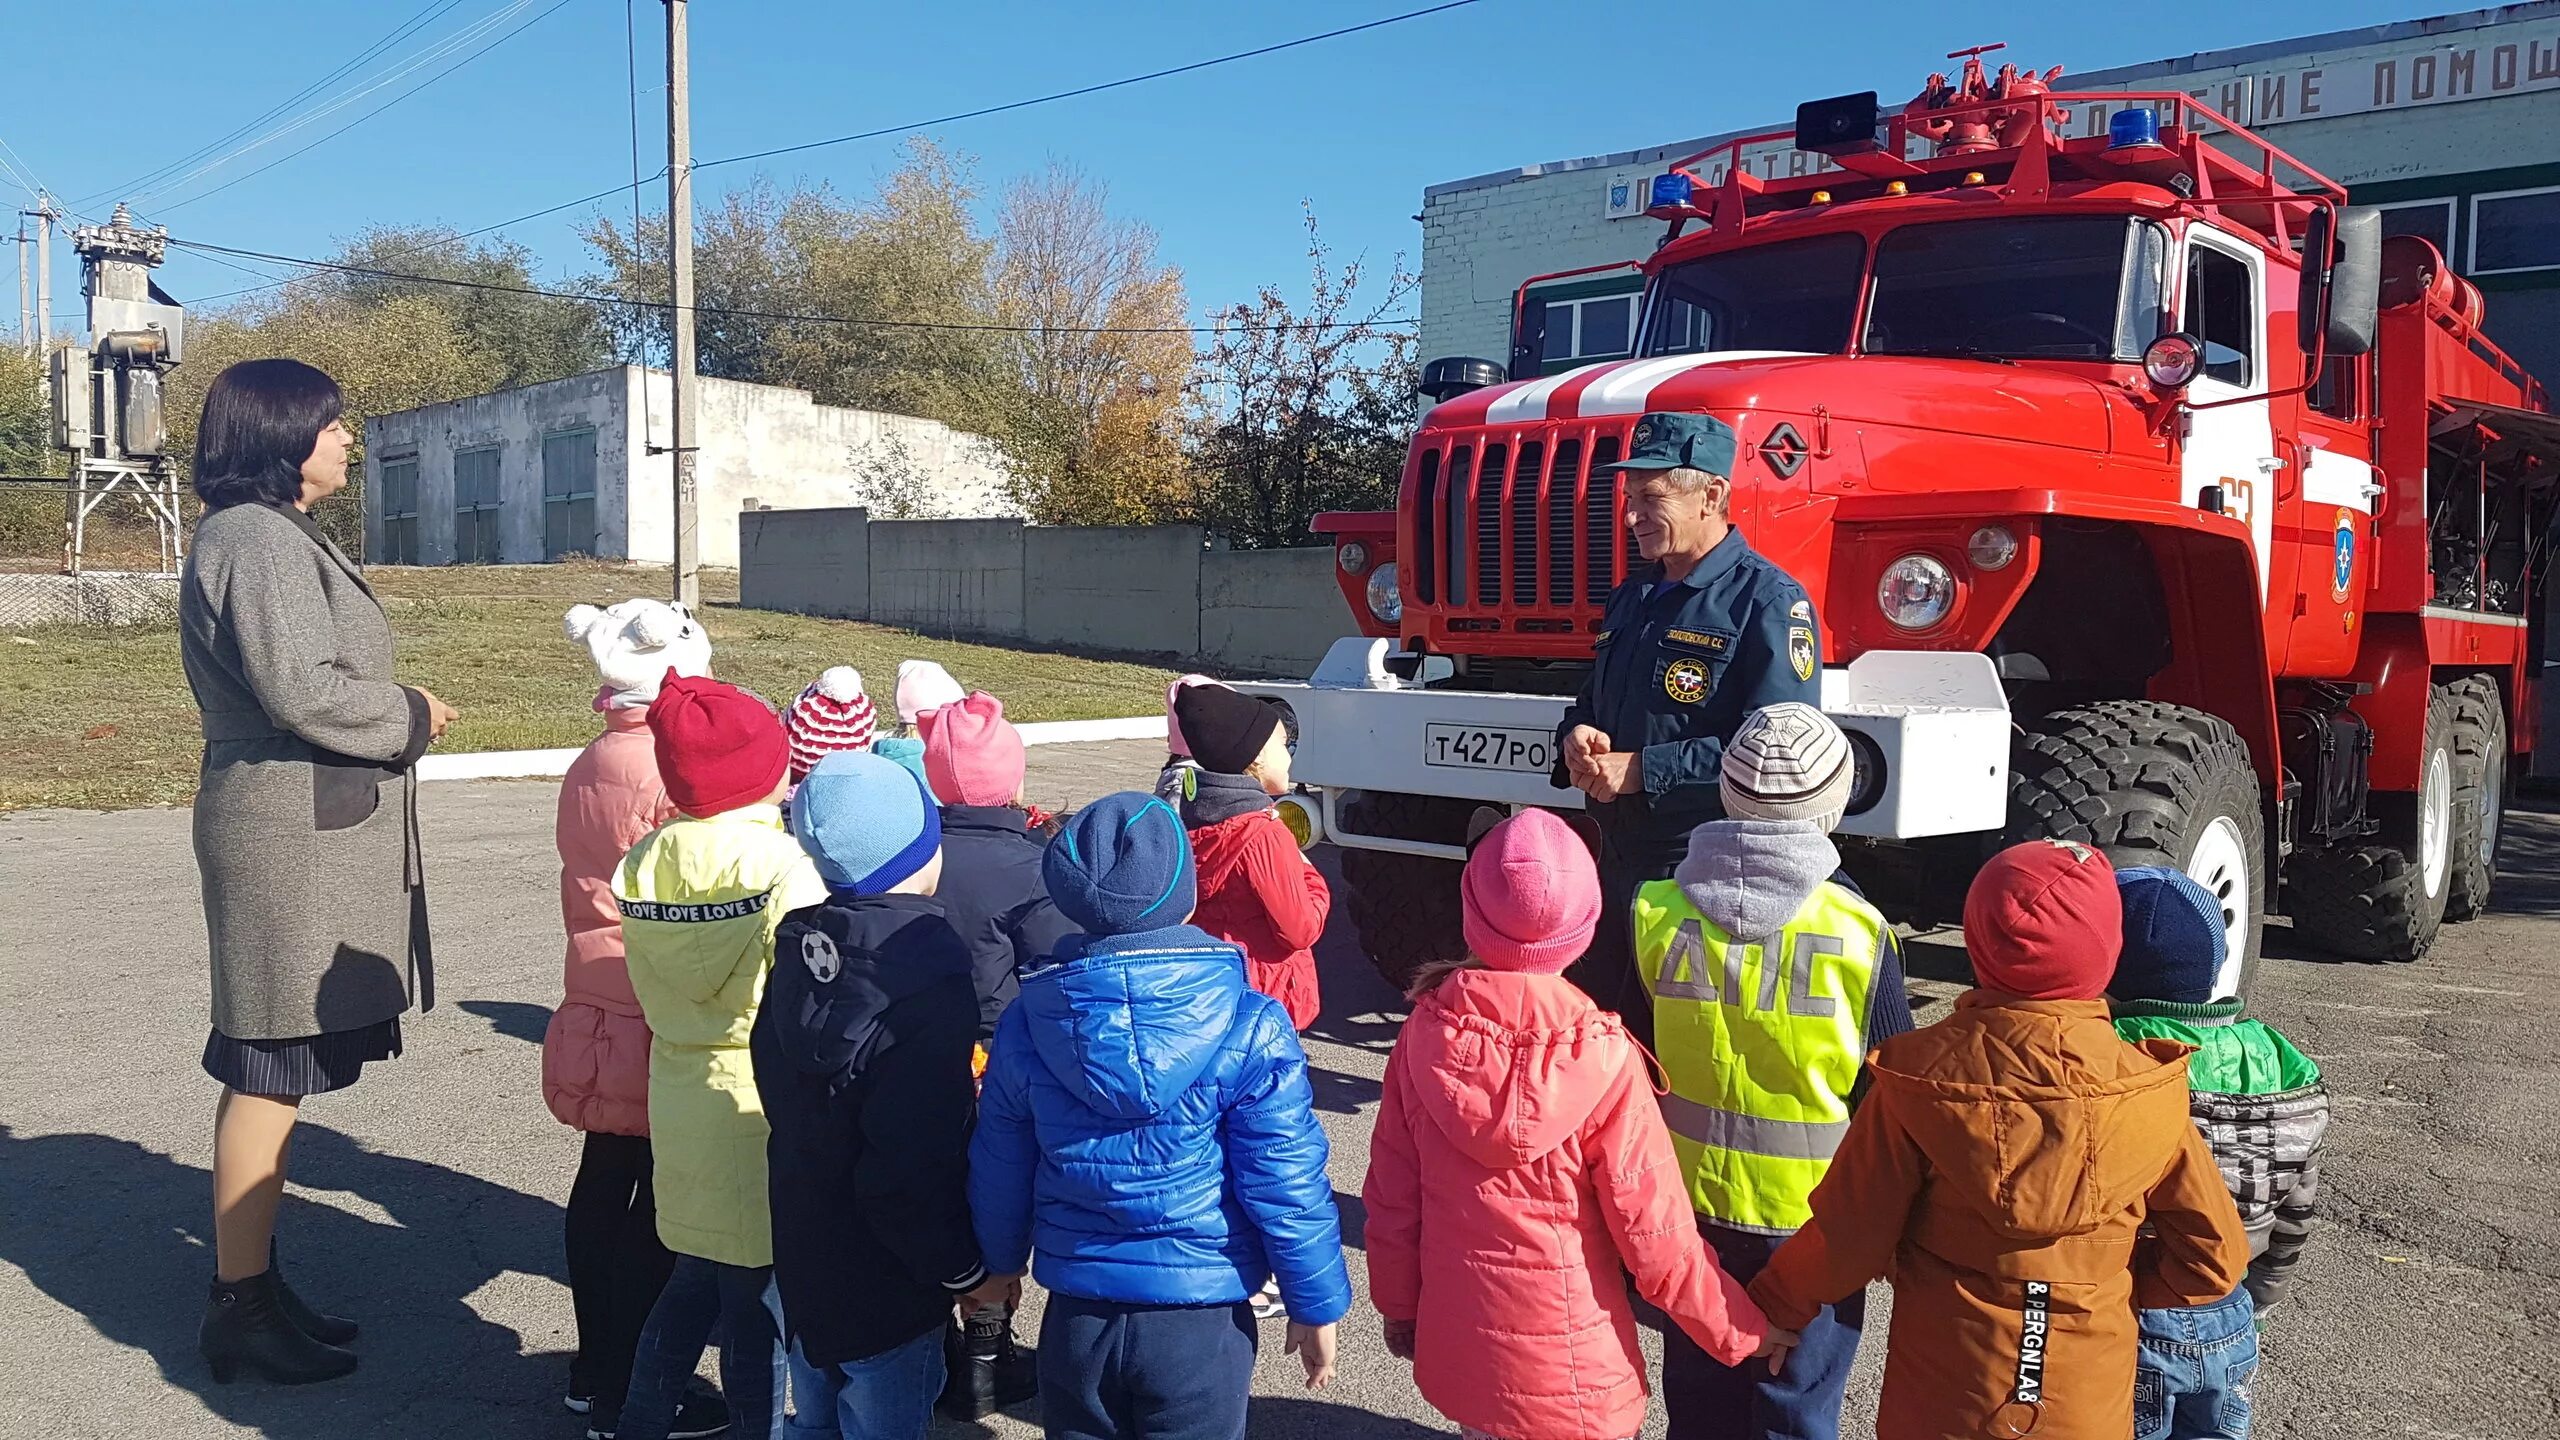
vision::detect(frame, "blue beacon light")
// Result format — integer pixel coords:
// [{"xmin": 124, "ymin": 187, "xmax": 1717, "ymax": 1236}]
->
[
  {"xmin": 1650, "ymin": 172, "xmax": 1694, "ymax": 208},
  {"xmin": 2108, "ymin": 107, "xmax": 2162, "ymax": 149}
]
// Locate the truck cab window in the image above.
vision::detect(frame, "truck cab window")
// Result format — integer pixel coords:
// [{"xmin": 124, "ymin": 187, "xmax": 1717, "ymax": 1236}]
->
[
  {"xmin": 1864, "ymin": 217, "xmax": 2160, "ymax": 361},
  {"xmin": 2183, "ymin": 242, "xmax": 2256, "ymax": 386},
  {"xmin": 1644, "ymin": 232, "xmax": 1864, "ymax": 357}
]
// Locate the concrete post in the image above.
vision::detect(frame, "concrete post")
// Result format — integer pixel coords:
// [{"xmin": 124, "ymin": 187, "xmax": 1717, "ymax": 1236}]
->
[{"xmin": 664, "ymin": 0, "xmax": 701, "ymax": 610}]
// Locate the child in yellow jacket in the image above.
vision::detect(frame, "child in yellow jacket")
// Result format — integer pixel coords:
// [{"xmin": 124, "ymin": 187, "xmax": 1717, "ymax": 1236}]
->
[{"xmin": 610, "ymin": 675, "xmax": 826, "ymax": 1440}]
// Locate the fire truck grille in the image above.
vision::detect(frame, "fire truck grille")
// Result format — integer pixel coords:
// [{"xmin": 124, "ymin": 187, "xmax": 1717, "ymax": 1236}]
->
[{"xmin": 1410, "ymin": 422, "xmax": 1630, "ymax": 616}]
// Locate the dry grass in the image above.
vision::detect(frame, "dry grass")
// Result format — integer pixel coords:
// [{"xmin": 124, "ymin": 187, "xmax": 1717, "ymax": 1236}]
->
[{"xmin": 0, "ymin": 560, "xmax": 1179, "ymax": 812}]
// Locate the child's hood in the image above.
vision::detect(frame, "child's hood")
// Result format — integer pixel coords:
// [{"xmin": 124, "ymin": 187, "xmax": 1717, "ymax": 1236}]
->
[
  {"xmin": 1674, "ymin": 819, "xmax": 1841, "ymax": 942},
  {"xmin": 1016, "ymin": 927, "xmax": 1250, "ymax": 1122},
  {"xmin": 766, "ymin": 893, "xmax": 970, "ymax": 1084},
  {"xmin": 1873, "ymin": 993, "xmax": 2197, "ymax": 1241},
  {"xmin": 1400, "ymin": 969, "xmax": 1632, "ymax": 1168}
]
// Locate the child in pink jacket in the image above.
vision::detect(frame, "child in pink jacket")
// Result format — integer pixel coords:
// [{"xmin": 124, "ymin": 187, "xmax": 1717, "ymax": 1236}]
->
[
  {"xmin": 544, "ymin": 599, "xmax": 719, "ymax": 1427},
  {"xmin": 1364, "ymin": 809, "xmax": 1793, "ymax": 1440}
]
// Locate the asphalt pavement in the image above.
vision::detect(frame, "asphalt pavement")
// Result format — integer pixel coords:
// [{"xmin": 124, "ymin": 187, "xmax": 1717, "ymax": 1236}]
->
[{"xmin": 0, "ymin": 739, "xmax": 2549, "ymax": 1439}]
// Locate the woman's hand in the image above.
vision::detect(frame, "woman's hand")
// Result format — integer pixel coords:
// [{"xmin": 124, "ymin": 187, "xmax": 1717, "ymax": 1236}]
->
[{"xmin": 417, "ymin": 688, "xmax": 459, "ymax": 741}]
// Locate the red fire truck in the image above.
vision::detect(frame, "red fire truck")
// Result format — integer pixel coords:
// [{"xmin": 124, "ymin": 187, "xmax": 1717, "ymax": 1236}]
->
[{"xmin": 1244, "ymin": 51, "xmax": 2556, "ymax": 995}]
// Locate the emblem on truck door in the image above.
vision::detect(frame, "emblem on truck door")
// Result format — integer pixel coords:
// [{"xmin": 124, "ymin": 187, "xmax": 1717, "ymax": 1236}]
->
[
  {"xmin": 1759, "ymin": 423, "xmax": 1810, "ymax": 478},
  {"xmin": 2332, "ymin": 508, "xmax": 2357, "ymax": 599}
]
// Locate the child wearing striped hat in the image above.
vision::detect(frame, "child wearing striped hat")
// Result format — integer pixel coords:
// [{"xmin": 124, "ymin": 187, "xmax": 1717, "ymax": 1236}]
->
[{"xmin": 783, "ymin": 666, "xmax": 878, "ymax": 784}]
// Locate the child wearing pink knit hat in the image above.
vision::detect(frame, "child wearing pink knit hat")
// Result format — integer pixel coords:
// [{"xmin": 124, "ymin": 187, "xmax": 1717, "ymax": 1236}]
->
[{"xmin": 1365, "ymin": 808, "xmax": 1790, "ymax": 1440}]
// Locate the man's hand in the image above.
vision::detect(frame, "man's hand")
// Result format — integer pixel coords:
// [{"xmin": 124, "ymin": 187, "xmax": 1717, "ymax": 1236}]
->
[
  {"xmin": 1577, "ymin": 747, "xmax": 1640, "ymax": 801},
  {"xmin": 418, "ymin": 688, "xmax": 459, "ymax": 741},
  {"xmin": 957, "ymin": 1272, "xmax": 1021, "ymax": 1317},
  {"xmin": 1381, "ymin": 1317, "xmax": 1416, "ymax": 1362},
  {"xmin": 1284, "ymin": 1321, "xmax": 1337, "ymax": 1389},
  {"xmin": 1753, "ymin": 1326, "xmax": 1801, "ymax": 1376},
  {"xmin": 1563, "ymin": 724, "xmax": 1610, "ymax": 783}
]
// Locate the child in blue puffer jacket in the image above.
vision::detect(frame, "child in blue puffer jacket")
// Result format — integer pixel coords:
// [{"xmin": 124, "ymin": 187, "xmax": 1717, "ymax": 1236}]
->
[{"xmin": 968, "ymin": 791, "xmax": 1352, "ymax": 1440}]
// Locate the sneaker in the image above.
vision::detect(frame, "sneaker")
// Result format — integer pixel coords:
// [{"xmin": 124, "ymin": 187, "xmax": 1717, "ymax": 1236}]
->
[
  {"xmin": 564, "ymin": 1393, "xmax": 594, "ymax": 1415},
  {"xmin": 1249, "ymin": 1280, "xmax": 1285, "ymax": 1322},
  {"xmin": 588, "ymin": 1389, "xmax": 729, "ymax": 1440}
]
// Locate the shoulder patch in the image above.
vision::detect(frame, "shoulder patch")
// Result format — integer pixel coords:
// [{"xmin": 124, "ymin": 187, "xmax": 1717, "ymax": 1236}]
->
[{"xmin": 1789, "ymin": 598, "xmax": 1812, "ymax": 622}]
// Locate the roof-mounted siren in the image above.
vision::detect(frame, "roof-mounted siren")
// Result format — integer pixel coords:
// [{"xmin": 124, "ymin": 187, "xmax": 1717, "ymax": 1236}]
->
[
  {"xmin": 2107, "ymin": 106, "xmax": 2166, "ymax": 153},
  {"xmin": 1642, "ymin": 171, "xmax": 1701, "ymax": 222},
  {"xmin": 1795, "ymin": 91, "xmax": 1887, "ymax": 158}
]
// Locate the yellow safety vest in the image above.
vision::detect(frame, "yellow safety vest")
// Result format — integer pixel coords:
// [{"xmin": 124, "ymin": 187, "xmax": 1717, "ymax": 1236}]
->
[{"xmin": 1632, "ymin": 878, "xmax": 1886, "ymax": 1234}]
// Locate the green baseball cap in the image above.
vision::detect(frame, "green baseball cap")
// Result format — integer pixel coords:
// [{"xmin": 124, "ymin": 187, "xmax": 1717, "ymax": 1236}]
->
[{"xmin": 1599, "ymin": 411, "xmax": 1738, "ymax": 477}]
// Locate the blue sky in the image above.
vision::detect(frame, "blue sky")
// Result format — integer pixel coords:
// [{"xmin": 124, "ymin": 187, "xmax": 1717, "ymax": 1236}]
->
[{"xmin": 9, "ymin": 0, "xmax": 2438, "ymax": 334}]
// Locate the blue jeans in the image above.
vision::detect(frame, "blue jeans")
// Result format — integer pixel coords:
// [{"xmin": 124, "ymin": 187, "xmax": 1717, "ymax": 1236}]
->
[
  {"xmin": 785, "ymin": 1329, "xmax": 946, "ymax": 1440},
  {"xmin": 619, "ymin": 1256, "xmax": 785, "ymax": 1440},
  {"xmin": 2134, "ymin": 1287, "xmax": 2261, "ymax": 1440},
  {"xmin": 1663, "ymin": 1222, "xmax": 1863, "ymax": 1440}
]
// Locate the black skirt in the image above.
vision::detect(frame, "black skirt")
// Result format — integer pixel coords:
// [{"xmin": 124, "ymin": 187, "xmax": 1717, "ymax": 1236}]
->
[{"xmin": 202, "ymin": 1018, "xmax": 403, "ymax": 1097}]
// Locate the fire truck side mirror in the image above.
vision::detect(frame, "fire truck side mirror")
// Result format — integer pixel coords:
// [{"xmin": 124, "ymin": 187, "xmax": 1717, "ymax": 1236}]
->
[
  {"xmin": 1421, "ymin": 356, "xmax": 1508, "ymax": 402},
  {"xmin": 2301, "ymin": 207, "xmax": 2382, "ymax": 359}
]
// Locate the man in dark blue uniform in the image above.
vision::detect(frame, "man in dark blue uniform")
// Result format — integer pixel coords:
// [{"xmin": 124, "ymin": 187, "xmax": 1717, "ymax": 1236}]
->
[{"xmin": 1556, "ymin": 411, "xmax": 1823, "ymax": 1045}]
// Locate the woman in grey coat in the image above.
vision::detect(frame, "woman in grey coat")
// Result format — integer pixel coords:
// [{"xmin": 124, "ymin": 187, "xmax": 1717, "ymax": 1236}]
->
[{"xmin": 179, "ymin": 358, "xmax": 458, "ymax": 1385}]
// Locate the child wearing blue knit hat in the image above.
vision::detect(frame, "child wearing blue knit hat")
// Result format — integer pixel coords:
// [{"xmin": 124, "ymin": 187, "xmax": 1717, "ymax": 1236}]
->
[
  {"xmin": 2108, "ymin": 867, "xmax": 2331, "ymax": 1440},
  {"xmin": 755, "ymin": 752, "xmax": 1014, "ymax": 1440},
  {"xmin": 969, "ymin": 792, "xmax": 1353, "ymax": 1440}
]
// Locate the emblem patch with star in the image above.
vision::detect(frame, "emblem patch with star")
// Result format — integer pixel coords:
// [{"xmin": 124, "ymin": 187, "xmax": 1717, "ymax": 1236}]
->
[
  {"xmin": 1788, "ymin": 625, "xmax": 1817, "ymax": 683},
  {"xmin": 1664, "ymin": 657, "xmax": 1710, "ymax": 704}
]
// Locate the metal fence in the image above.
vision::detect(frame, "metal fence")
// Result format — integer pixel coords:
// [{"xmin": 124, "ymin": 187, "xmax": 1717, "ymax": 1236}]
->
[{"xmin": 0, "ymin": 479, "xmax": 188, "ymax": 629}]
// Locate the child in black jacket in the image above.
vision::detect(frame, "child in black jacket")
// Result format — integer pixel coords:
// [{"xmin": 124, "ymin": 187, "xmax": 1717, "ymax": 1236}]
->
[{"xmin": 754, "ymin": 752, "xmax": 1012, "ymax": 1440}]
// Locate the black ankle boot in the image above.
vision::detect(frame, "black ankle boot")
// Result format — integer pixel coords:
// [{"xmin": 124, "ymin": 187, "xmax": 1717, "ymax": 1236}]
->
[
  {"xmin": 200, "ymin": 1270, "xmax": 359, "ymax": 1385},
  {"xmin": 940, "ymin": 1307, "xmax": 1037, "ymax": 1420},
  {"xmin": 270, "ymin": 1239, "xmax": 358, "ymax": 1344}
]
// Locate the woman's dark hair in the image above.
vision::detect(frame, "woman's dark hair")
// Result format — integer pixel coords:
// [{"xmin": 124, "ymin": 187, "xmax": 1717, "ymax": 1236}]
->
[{"xmin": 192, "ymin": 358, "xmax": 344, "ymax": 509}]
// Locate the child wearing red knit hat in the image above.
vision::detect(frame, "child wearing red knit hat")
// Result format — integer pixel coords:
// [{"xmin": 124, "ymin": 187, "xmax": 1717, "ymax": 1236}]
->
[
  {"xmin": 609, "ymin": 675, "xmax": 827, "ymax": 1440},
  {"xmin": 1748, "ymin": 840, "xmax": 2250, "ymax": 1440},
  {"xmin": 1365, "ymin": 809, "xmax": 1790, "ymax": 1440}
]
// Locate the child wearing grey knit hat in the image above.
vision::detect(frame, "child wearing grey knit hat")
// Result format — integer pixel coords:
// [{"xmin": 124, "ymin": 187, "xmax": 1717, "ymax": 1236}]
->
[{"xmin": 1634, "ymin": 701, "xmax": 1914, "ymax": 1440}]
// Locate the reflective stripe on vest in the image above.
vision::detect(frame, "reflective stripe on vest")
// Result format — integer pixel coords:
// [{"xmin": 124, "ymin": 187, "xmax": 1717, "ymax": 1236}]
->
[{"xmin": 1633, "ymin": 877, "xmax": 1885, "ymax": 1234}]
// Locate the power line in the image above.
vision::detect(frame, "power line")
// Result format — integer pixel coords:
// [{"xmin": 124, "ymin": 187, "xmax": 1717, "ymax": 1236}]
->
[
  {"xmin": 170, "ymin": 235, "xmax": 1416, "ymax": 336},
  {"xmin": 695, "ymin": 0, "xmax": 1483, "ymax": 172},
  {"xmin": 78, "ymin": 0, "xmax": 472, "ymax": 209},
  {"xmin": 144, "ymin": 0, "xmax": 578, "ymax": 219},
  {"xmin": 0, "ymin": 135, "xmax": 46, "ymax": 203}
]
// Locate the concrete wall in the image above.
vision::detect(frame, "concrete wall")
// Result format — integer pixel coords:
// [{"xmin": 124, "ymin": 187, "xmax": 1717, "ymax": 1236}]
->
[
  {"xmin": 866, "ymin": 519, "xmax": 1027, "ymax": 638},
  {"xmin": 1200, "ymin": 547, "xmax": 1347, "ymax": 678},
  {"xmin": 369, "ymin": 366, "xmax": 1015, "ymax": 569},
  {"xmin": 1023, "ymin": 526, "xmax": 1204, "ymax": 656},
  {"xmin": 738, "ymin": 506, "xmax": 869, "ymax": 619},
  {"xmin": 1419, "ymin": 5, "xmax": 2560, "ymax": 369}
]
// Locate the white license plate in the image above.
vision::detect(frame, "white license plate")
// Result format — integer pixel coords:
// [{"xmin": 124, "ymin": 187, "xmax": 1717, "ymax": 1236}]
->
[{"xmin": 1423, "ymin": 723, "xmax": 1555, "ymax": 774}]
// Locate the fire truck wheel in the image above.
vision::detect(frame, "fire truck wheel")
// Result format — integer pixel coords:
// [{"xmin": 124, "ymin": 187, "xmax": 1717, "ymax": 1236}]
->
[
  {"xmin": 1336, "ymin": 791, "xmax": 1474, "ymax": 993},
  {"xmin": 2444, "ymin": 675, "xmax": 2507, "ymax": 923},
  {"xmin": 2287, "ymin": 684, "xmax": 2462, "ymax": 962},
  {"xmin": 2004, "ymin": 700, "xmax": 2265, "ymax": 999}
]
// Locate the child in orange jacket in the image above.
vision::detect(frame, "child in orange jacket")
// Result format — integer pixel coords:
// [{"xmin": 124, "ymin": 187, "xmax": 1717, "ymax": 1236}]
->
[
  {"xmin": 1747, "ymin": 840, "xmax": 2250, "ymax": 1440},
  {"xmin": 1365, "ymin": 810, "xmax": 1792, "ymax": 1440}
]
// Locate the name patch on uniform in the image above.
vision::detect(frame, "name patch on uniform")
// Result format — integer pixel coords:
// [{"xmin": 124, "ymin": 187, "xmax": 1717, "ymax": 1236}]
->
[
  {"xmin": 1789, "ymin": 625, "xmax": 1817, "ymax": 683},
  {"xmin": 1663, "ymin": 627, "xmax": 1732, "ymax": 653},
  {"xmin": 617, "ymin": 889, "xmax": 773, "ymax": 924},
  {"xmin": 1664, "ymin": 657, "xmax": 1712, "ymax": 704}
]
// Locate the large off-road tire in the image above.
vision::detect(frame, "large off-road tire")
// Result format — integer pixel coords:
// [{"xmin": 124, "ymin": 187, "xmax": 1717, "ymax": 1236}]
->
[
  {"xmin": 2004, "ymin": 700, "xmax": 2266, "ymax": 999},
  {"xmin": 1336, "ymin": 791, "xmax": 1473, "ymax": 994},
  {"xmin": 2445, "ymin": 675, "xmax": 2507, "ymax": 922},
  {"xmin": 2288, "ymin": 684, "xmax": 2461, "ymax": 962}
]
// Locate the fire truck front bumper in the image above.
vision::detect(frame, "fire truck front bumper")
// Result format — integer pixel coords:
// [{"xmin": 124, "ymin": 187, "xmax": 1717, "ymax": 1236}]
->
[{"xmin": 1234, "ymin": 640, "xmax": 2011, "ymax": 861}]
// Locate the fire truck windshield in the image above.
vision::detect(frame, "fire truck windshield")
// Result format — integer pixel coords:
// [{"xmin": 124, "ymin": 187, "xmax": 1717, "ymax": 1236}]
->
[
  {"xmin": 1864, "ymin": 216, "xmax": 2169, "ymax": 361},
  {"xmin": 1641, "ymin": 215, "xmax": 2171, "ymax": 365}
]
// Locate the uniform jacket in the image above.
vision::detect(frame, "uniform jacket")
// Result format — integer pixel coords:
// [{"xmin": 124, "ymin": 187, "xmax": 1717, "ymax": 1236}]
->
[
  {"xmin": 967, "ymin": 926, "xmax": 1353, "ymax": 1325},
  {"xmin": 181, "ymin": 501, "xmax": 434, "ymax": 1040},
  {"xmin": 1183, "ymin": 772, "xmax": 1331, "ymax": 1030},
  {"xmin": 2112, "ymin": 998, "xmax": 2330, "ymax": 1315},
  {"xmin": 1364, "ymin": 969, "xmax": 1768, "ymax": 1440},
  {"xmin": 753, "ymin": 891, "xmax": 987, "ymax": 1366},
  {"xmin": 544, "ymin": 703, "xmax": 676, "ymax": 1136},
  {"xmin": 615, "ymin": 804, "xmax": 828, "ymax": 1267},
  {"xmin": 1749, "ymin": 993, "xmax": 2250, "ymax": 1440},
  {"xmin": 935, "ymin": 804, "xmax": 1078, "ymax": 1038},
  {"xmin": 1556, "ymin": 529, "xmax": 1821, "ymax": 869}
]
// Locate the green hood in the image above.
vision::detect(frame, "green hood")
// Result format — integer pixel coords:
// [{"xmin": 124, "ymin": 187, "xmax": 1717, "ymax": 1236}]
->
[{"xmin": 2110, "ymin": 1000, "xmax": 2319, "ymax": 1094}]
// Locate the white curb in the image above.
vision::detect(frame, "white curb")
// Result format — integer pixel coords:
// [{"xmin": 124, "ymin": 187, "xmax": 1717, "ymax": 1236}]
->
[{"xmin": 415, "ymin": 715, "xmax": 1165, "ymax": 783}]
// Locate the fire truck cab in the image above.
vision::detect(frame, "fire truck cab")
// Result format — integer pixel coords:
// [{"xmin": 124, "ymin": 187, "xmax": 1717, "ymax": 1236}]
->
[{"xmin": 1243, "ymin": 52, "xmax": 2557, "ymax": 995}]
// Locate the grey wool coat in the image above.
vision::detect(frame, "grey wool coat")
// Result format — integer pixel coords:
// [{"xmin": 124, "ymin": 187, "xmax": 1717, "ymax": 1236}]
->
[{"xmin": 180, "ymin": 501, "xmax": 435, "ymax": 1041}]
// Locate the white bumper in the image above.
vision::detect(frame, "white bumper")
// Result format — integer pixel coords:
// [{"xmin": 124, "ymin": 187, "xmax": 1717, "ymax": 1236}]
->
[{"xmin": 1235, "ymin": 639, "xmax": 2010, "ymax": 858}]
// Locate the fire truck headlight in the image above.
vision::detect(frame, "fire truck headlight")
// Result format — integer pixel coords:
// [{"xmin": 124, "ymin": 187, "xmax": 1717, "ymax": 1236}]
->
[
  {"xmin": 1365, "ymin": 563, "xmax": 1403, "ymax": 624},
  {"xmin": 1338, "ymin": 540, "xmax": 1371, "ymax": 575},
  {"xmin": 1967, "ymin": 525, "xmax": 2018, "ymax": 570},
  {"xmin": 1877, "ymin": 553, "xmax": 1956, "ymax": 631}
]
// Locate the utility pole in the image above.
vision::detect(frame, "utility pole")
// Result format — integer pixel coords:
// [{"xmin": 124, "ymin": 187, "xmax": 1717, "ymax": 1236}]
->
[
  {"xmin": 14, "ymin": 217, "xmax": 27, "ymax": 353},
  {"xmin": 664, "ymin": 0, "xmax": 700, "ymax": 610},
  {"xmin": 33, "ymin": 193, "xmax": 54, "ymax": 359}
]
